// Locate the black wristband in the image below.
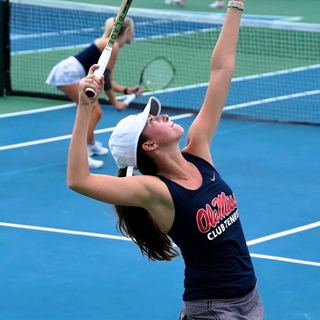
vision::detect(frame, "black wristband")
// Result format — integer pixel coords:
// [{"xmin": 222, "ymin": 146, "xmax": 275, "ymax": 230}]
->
[{"xmin": 123, "ymin": 87, "xmax": 128, "ymax": 94}]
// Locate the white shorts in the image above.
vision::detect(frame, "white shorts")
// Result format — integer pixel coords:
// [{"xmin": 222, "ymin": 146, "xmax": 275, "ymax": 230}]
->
[{"xmin": 46, "ymin": 56, "xmax": 86, "ymax": 86}]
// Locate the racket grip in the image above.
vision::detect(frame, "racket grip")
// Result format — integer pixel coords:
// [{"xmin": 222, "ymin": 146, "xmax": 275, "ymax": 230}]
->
[
  {"xmin": 85, "ymin": 47, "xmax": 112, "ymax": 98},
  {"xmin": 123, "ymin": 93, "xmax": 136, "ymax": 105}
]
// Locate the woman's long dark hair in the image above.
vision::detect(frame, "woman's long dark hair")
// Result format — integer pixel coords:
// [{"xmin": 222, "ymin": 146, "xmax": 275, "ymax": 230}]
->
[{"xmin": 114, "ymin": 133, "xmax": 179, "ymax": 261}]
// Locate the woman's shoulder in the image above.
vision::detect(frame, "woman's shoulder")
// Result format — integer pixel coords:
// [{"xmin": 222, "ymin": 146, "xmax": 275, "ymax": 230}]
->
[
  {"xmin": 136, "ymin": 174, "xmax": 171, "ymax": 194},
  {"xmin": 181, "ymin": 142, "xmax": 213, "ymax": 167},
  {"xmin": 182, "ymin": 152, "xmax": 214, "ymax": 169},
  {"xmin": 94, "ymin": 37, "xmax": 116, "ymax": 51}
]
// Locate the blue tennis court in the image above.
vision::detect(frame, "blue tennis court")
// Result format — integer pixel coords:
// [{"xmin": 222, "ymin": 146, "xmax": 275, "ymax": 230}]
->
[
  {"xmin": 0, "ymin": 99, "xmax": 320, "ymax": 319},
  {"xmin": 1, "ymin": 1, "xmax": 320, "ymax": 319}
]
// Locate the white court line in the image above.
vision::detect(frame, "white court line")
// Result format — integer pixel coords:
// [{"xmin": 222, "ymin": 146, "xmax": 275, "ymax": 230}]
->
[
  {"xmin": 142, "ymin": 64, "xmax": 320, "ymax": 94},
  {"xmin": 247, "ymin": 221, "xmax": 320, "ymax": 246},
  {"xmin": 0, "ymin": 113, "xmax": 193, "ymax": 151},
  {"xmin": 0, "ymin": 220, "xmax": 319, "ymax": 267},
  {"xmin": 224, "ymin": 89, "xmax": 320, "ymax": 111},
  {"xmin": 1, "ymin": 64, "xmax": 319, "ymax": 119},
  {"xmin": 250, "ymin": 253, "xmax": 320, "ymax": 267},
  {"xmin": 0, "ymin": 222, "xmax": 130, "ymax": 241},
  {"xmin": 0, "ymin": 134, "xmax": 76, "ymax": 151},
  {"xmin": 0, "ymin": 103, "xmax": 76, "ymax": 118}
]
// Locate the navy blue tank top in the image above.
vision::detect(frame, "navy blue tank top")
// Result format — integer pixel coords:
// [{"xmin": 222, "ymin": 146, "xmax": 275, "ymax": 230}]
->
[
  {"xmin": 74, "ymin": 43, "xmax": 112, "ymax": 90},
  {"xmin": 74, "ymin": 43, "xmax": 102, "ymax": 73},
  {"xmin": 158, "ymin": 153, "xmax": 256, "ymax": 300}
]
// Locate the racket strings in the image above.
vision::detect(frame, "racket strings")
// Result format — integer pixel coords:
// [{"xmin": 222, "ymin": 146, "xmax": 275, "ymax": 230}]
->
[{"xmin": 142, "ymin": 58, "xmax": 175, "ymax": 91}]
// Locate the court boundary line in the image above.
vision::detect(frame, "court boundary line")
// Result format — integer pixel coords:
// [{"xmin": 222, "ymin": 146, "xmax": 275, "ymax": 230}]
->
[
  {"xmin": 11, "ymin": 13, "xmax": 302, "ymax": 53},
  {"xmin": 1, "ymin": 220, "xmax": 319, "ymax": 267},
  {"xmin": 177, "ymin": 13, "xmax": 302, "ymax": 22},
  {"xmin": 246, "ymin": 221, "xmax": 320, "ymax": 246},
  {"xmin": 1, "ymin": 64, "xmax": 318, "ymax": 119},
  {"xmin": 0, "ymin": 64, "xmax": 318, "ymax": 119},
  {"xmin": 250, "ymin": 253, "xmax": 320, "ymax": 267},
  {"xmin": 0, "ymin": 64, "xmax": 320, "ymax": 119},
  {"xmin": 224, "ymin": 89, "xmax": 320, "ymax": 111},
  {"xmin": 0, "ymin": 222, "xmax": 131, "ymax": 241},
  {"xmin": 0, "ymin": 103, "xmax": 76, "ymax": 118},
  {"xmin": 0, "ymin": 113, "xmax": 194, "ymax": 151}
]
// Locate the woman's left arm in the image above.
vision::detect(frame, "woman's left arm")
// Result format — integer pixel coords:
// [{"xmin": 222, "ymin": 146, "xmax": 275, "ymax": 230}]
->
[{"xmin": 183, "ymin": 1, "xmax": 245, "ymax": 163}]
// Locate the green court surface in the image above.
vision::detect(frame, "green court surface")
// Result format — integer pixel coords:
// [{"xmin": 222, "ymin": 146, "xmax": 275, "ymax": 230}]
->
[
  {"xmin": 0, "ymin": 0, "xmax": 319, "ymax": 115},
  {"xmin": 65, "ymin": 0, "xmax": 320, "ymax": 23},
  {"xmin": 0, "ymin": 97, "xmax": 68, "ymax": 114}
]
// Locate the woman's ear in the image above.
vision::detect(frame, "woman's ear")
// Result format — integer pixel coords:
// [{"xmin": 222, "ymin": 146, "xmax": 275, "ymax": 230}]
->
[
  {"xmin": 125, "ymin": 27, "xmax": 132, "ymax": 37},
  {"xmin": 142, "ymin": 142, "xmax": 159, "ymax": 152}
]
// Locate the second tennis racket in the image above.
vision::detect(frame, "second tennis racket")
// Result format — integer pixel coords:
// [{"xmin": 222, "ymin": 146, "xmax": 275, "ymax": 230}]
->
[{"xmin": 124, "ymin": 56, "xmax": 176, "ymax": 105}]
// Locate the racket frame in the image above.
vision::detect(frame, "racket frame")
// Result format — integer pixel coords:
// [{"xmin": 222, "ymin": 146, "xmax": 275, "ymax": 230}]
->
[
  {"xmin": 140, "ymin": 56, "xmax": 176, "ymax": 91},
  {"xmin": 123, "ymin": 56, "xmax": 176, "ymax": 105}
]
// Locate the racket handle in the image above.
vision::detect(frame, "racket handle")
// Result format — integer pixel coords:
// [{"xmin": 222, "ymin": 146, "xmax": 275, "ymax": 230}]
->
[
  {"xmin": 85, "ymin": 47, "xmax": 112, "ymax": 98},
  {"xmin": 123, "ymin": 93, "xmax": 136, "ymax": 106}
]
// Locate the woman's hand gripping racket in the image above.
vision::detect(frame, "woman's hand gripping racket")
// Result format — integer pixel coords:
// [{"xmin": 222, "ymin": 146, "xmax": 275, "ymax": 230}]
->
[
  {"xmin": 123, "ymin": 56, "xmax": 176, "ymax": 105},
  {"xmin": 85, "ymin": 0, "xmax": 133, "ymax": 98}
]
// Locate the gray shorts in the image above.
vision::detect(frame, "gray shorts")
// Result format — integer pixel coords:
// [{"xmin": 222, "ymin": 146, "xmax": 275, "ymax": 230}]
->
[{"xmin": 179, "ymin": 284, "xmax": 265, "ymax": 320}]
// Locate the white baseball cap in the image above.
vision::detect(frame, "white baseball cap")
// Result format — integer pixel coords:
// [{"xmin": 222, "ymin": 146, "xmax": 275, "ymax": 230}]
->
[{"xmin": 109, "ymin": 96, "xmax": 161, "ymax": 176}]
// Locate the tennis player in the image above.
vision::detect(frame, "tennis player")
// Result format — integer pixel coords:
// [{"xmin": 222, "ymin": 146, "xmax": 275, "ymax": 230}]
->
[
  {"xmin": 46, "ymin": 17, "xmax": 143, "ymax": 169},
  {"xmin": 68, "ymin": 0, "xmax": 265, "ymax": 318}
]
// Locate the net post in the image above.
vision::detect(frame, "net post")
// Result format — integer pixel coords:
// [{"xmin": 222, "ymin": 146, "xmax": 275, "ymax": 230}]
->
[{"xmin": 0, "ymin": 0, "xmax": 10, "ymax": 97}]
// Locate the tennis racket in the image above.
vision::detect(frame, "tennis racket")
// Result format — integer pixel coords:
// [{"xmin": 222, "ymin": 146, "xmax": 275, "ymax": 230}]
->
[
  {"xmin": 123, "ymin": 56, "xmax": 176, "ymax": 105},
  {"xmin": 85, "ymin": 0, "xmax": 133, "ymax": 98}
]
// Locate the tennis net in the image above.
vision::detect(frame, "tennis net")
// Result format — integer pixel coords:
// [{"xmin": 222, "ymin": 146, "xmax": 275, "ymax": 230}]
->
[{"xmin": 2, "ymin": 0, "xmax": 320, "ymax": 124}]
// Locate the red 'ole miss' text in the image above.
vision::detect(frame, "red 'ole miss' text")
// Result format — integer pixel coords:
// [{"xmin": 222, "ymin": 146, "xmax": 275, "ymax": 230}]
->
[{"xmin": 196, "ymin": 192, "xmax": 237, "ymax": 233}]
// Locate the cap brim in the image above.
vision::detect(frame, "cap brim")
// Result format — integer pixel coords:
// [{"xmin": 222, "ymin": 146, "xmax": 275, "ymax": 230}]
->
[
  {"xmin": 136, "ymin": 96, "xmax": 161, "ymax": 140},
  {"xmin": 125, "ymin": 96, "xmax": 161, "ymax": 177},
  {"xmin": 143, "ymin": 96, "xmax": 161, "ymax": 118}
]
